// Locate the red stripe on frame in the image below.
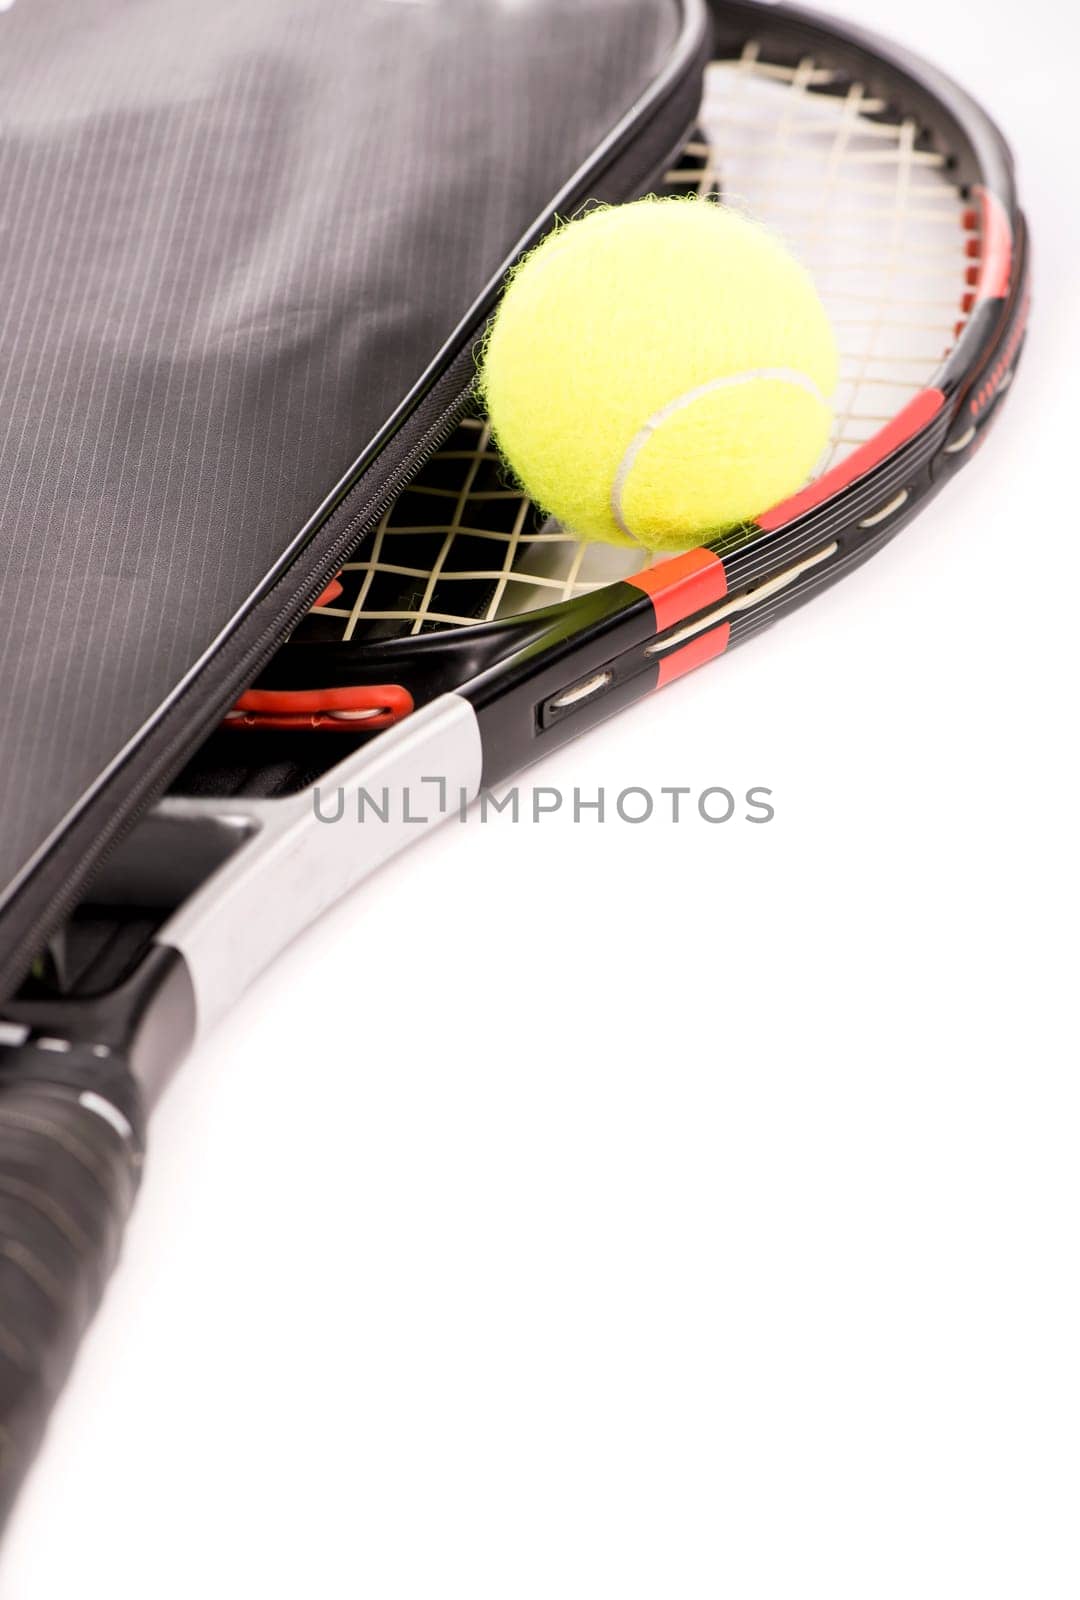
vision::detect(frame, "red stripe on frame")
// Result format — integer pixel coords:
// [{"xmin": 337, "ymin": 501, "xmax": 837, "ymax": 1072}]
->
[
  {"xmin": 627, "ymin": 546, "xmax": 726, "ymax": 631},
  {"xmin": 756, "ymin": 388, "xmax": 946, "ymax": 532},
  {"xmin": 655, "ymin": 622, "xmax": 731, "ymax": 687},
  {"xmin": 974, "ymin": 187, "xmax": 1013, "ymax": 302},
  {"xmin": 970, "ymin": 286, "xmax": 1030, "ymax": 417}
]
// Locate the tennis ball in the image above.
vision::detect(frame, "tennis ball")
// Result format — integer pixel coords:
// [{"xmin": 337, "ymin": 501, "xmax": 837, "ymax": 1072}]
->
[{"xmin": 480, "ymin": 197, "xmax": 838, "ymax": 552}]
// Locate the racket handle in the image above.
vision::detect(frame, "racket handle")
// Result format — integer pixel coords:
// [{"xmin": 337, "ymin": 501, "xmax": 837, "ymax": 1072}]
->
[{"xmin": 0, "ymin": 1075, "xmax": 142, "ymax": 1527}]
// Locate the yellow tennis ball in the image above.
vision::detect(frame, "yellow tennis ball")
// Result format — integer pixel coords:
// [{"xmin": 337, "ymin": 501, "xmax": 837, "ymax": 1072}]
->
[{"xmin": 480, "ymin": 197, "xmax": 838, "ymax": 552}]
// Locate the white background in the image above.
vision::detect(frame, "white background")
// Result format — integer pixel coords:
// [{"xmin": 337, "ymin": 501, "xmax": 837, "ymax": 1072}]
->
[{"xmin": 4, "ymin": 0, "xmax": 1078, "ymax": 1594}]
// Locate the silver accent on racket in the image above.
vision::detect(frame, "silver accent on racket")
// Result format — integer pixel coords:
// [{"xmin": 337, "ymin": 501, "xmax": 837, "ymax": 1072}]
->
[{"xmin": 155, "ymin": 694, "xmax": 483, "ymax": 1046}]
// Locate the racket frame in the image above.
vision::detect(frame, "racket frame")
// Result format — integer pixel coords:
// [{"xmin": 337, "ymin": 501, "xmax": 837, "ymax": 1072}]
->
[{"xmin": 3, "ymin": 0, "xmax": 1031, "ymax": 1079}]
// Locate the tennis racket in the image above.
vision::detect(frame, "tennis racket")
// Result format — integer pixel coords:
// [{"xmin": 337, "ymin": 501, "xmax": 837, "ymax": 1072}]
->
[{"xmin": 0, "ymin": 0, "xmax": 1028, "ymax": 1528}]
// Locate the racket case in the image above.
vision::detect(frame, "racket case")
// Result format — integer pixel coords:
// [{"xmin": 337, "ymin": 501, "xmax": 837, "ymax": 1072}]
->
[{"xmin": 0, "ymin": 0, "xmax": 711, "ymax": 995}]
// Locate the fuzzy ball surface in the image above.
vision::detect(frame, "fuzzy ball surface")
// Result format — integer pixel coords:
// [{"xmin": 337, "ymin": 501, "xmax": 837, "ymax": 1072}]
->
[{"xmin": 480, "ymin": 198, "xmax": 838, "ymax": 551}]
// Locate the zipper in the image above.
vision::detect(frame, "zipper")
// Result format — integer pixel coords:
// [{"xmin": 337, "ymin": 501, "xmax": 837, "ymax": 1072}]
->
[{"xmin": 239, "ymin": 382, "xmax": 475, "ymax": 681}]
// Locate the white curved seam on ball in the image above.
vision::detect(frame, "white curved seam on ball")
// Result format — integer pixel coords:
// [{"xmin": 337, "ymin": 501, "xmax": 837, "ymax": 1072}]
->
[{"xmin": 610, "ymin": 367, "xmax": 828, "ymax": 544}]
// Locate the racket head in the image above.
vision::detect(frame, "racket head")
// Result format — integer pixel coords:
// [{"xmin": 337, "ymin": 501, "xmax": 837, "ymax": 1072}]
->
[
  {"xmin": 20, "ymin": 0, "xmax": 1032, "ymax": 1028},
  {"xmin": 240, "ymin": 0, "xmax": 1026, "ymax": 749}
]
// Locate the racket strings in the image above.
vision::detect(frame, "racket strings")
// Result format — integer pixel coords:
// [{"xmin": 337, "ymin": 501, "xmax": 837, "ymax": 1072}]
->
[
  {"xmin": 303, "ymin": 43, "xmax": 972, "ymax": 644},
  {"xmin": 691, "ymin": 51, "xmax": 968, "ymax": 459}
]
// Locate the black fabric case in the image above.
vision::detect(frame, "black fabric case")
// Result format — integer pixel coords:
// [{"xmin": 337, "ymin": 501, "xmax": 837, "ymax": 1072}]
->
[{"xmin": 0, "ymin": 0, "xmax": 710, "ymax": 995}]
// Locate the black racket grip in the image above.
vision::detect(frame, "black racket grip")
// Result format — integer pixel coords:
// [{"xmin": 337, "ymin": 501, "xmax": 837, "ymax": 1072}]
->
[{"xmin": 0, "ymin": 1075, "xmax": 142, "ymax": 1527}]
